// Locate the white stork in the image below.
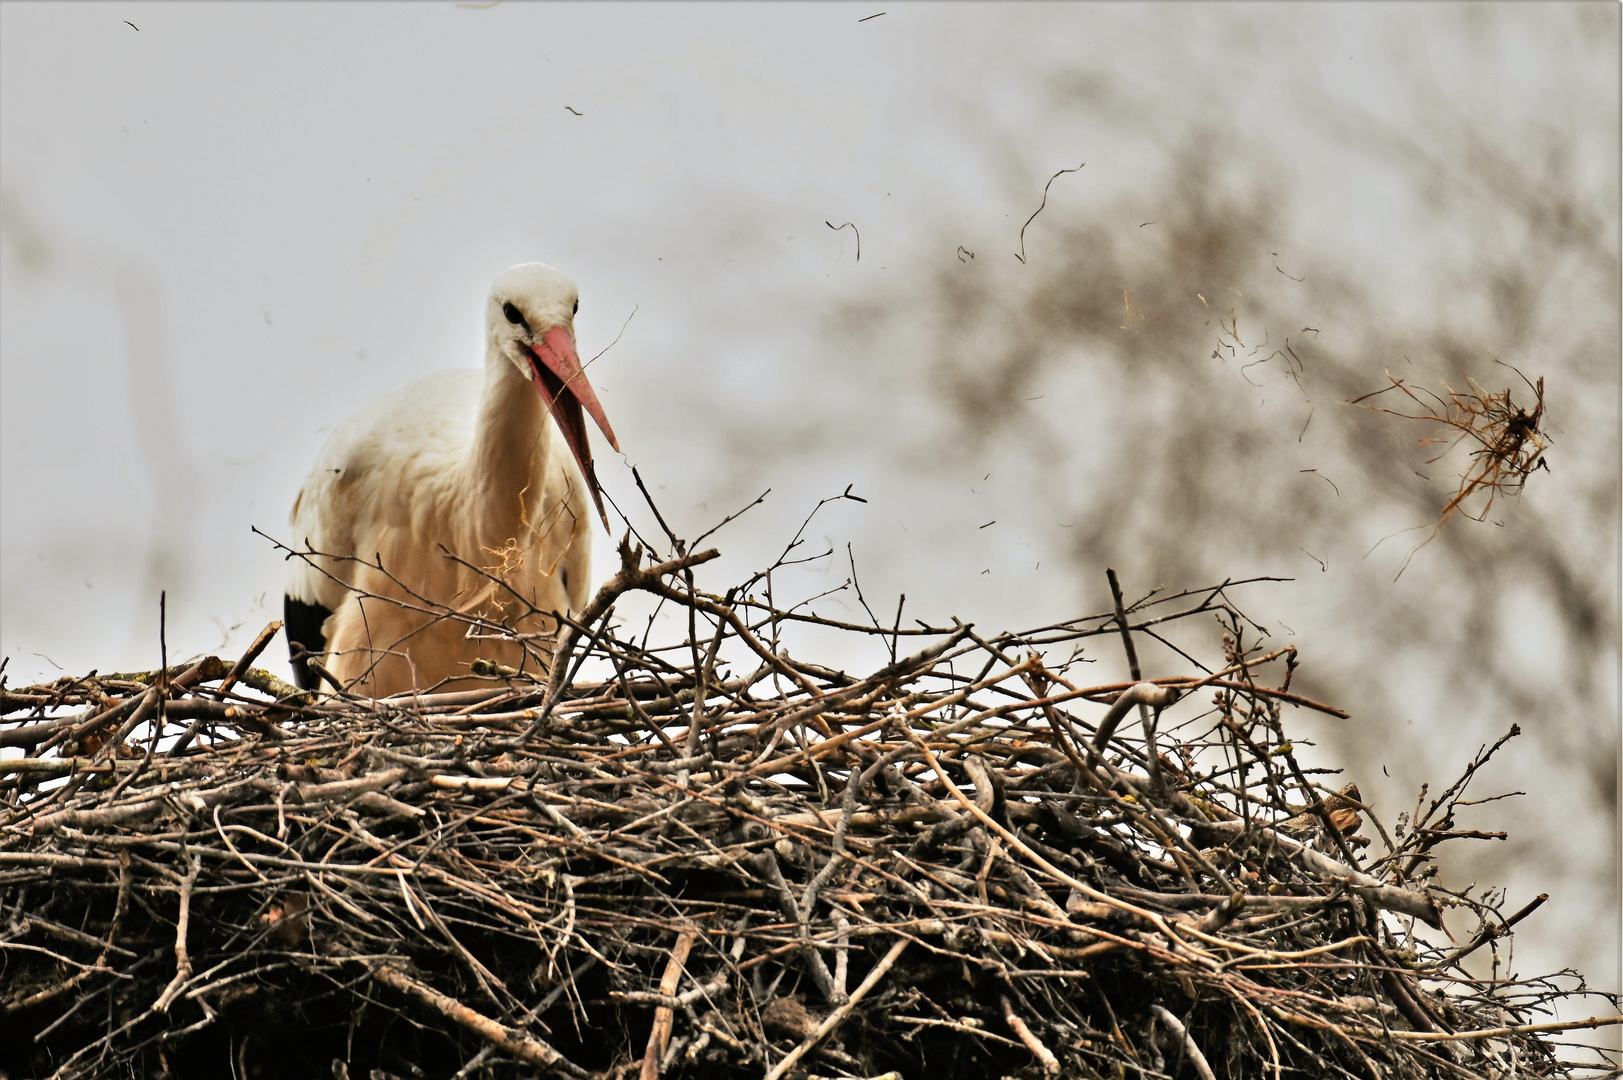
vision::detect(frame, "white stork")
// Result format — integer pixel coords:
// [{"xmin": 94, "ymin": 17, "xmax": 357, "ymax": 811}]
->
[{"xmin": 283, "ymin": 263, "xmax": 619, "ymax": 696}]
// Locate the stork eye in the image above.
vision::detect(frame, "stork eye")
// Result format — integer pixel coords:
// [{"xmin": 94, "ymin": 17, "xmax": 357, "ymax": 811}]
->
[
  {"xmin": 572, "ymin": 299, "xmax": 579, "ymax": 316},
  {"xmin": 502, "ymin": 302, "xmax": 525, "ymax": 325}
]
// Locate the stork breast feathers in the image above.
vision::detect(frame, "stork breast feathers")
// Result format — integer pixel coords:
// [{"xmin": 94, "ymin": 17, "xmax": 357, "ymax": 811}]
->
[{"xmin": 283, "ymin": 264, "xmax": 606, "ymax": 695}]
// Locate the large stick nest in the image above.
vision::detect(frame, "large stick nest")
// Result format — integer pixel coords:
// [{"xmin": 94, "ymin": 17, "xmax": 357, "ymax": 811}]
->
[{"xmin": 1, "ymin": 520, "xmax": 1615, "ymax": 1080}]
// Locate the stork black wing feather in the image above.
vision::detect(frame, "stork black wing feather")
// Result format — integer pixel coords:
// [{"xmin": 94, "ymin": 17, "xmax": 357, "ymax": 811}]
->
[{"xmin": 283, "ymin": 595, "xmax": 332, "ymax": 691}]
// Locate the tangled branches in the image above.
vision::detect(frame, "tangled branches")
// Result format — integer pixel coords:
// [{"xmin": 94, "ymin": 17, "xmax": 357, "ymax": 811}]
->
[
  {"xmin": 1354, "ymin": 365, "xmax": 1551, "ymax": 577},
  {"xmin": 1, "ymin": 500, "xmax": 1614, "ymax": 1079}
]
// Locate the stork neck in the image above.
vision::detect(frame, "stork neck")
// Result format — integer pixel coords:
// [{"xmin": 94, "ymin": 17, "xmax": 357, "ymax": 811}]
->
[{"xmin": 467, "ymin": 348, "xmax": 550, "ymax": 540}]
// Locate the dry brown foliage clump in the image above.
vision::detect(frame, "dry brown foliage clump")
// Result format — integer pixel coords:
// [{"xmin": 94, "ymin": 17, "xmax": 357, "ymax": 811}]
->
[{"xmin": 1354, "ymin": 365, "xmax": 1551, "ymax": 576}]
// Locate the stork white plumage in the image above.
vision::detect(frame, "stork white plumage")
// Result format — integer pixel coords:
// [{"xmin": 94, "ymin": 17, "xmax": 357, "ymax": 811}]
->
[{"xmin": 283, "ymin": 263, "xmax": 619, "ymax": 696}]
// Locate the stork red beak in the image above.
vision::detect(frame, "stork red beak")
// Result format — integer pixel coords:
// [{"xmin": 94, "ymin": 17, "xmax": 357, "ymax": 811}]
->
[{"xmin": 523, "ymin": 325, "xmax": 620, "ymax": 531}]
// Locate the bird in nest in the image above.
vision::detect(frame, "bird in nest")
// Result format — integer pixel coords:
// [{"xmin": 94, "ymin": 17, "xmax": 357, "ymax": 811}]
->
[{"xmin": 283, "ymin": 263, "xmax": 619, "ymax": 697}]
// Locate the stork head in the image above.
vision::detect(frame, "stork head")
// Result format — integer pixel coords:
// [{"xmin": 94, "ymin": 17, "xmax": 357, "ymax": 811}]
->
[{"xmin": 487, "ymin": 262, "xmax": 620, "ymax": 530}]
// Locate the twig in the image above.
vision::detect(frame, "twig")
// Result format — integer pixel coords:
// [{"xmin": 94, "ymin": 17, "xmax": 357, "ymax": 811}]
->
[
  {"xmin": 1002, "ymin": 993, "xmax": 1061, "ymax": 1075},
  {"xmin": 370, "ymin": 962, "xmax": 592, "ymax": 1078},
  {"xmin": 763, "ymin": 937, "xmax": 909, "ymax": 1080},
  {"xmin": 153, "ymin": 851, "xmax": 201, "ymax": 1012},
  {"xmin": 639, "ymin": 929, "xmax": 698, "ymax": 1080},
  {"xmin": 825, "ymin": 221, "xmax": 861, "ymax": 261},
  {"xmin": 1015, "ymin": 162, "xmax": 1084, "ymax": 264},
  {"xmin": 1151, "ymin": 1004, "xmax": 1219, "ymax": 1080}
]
